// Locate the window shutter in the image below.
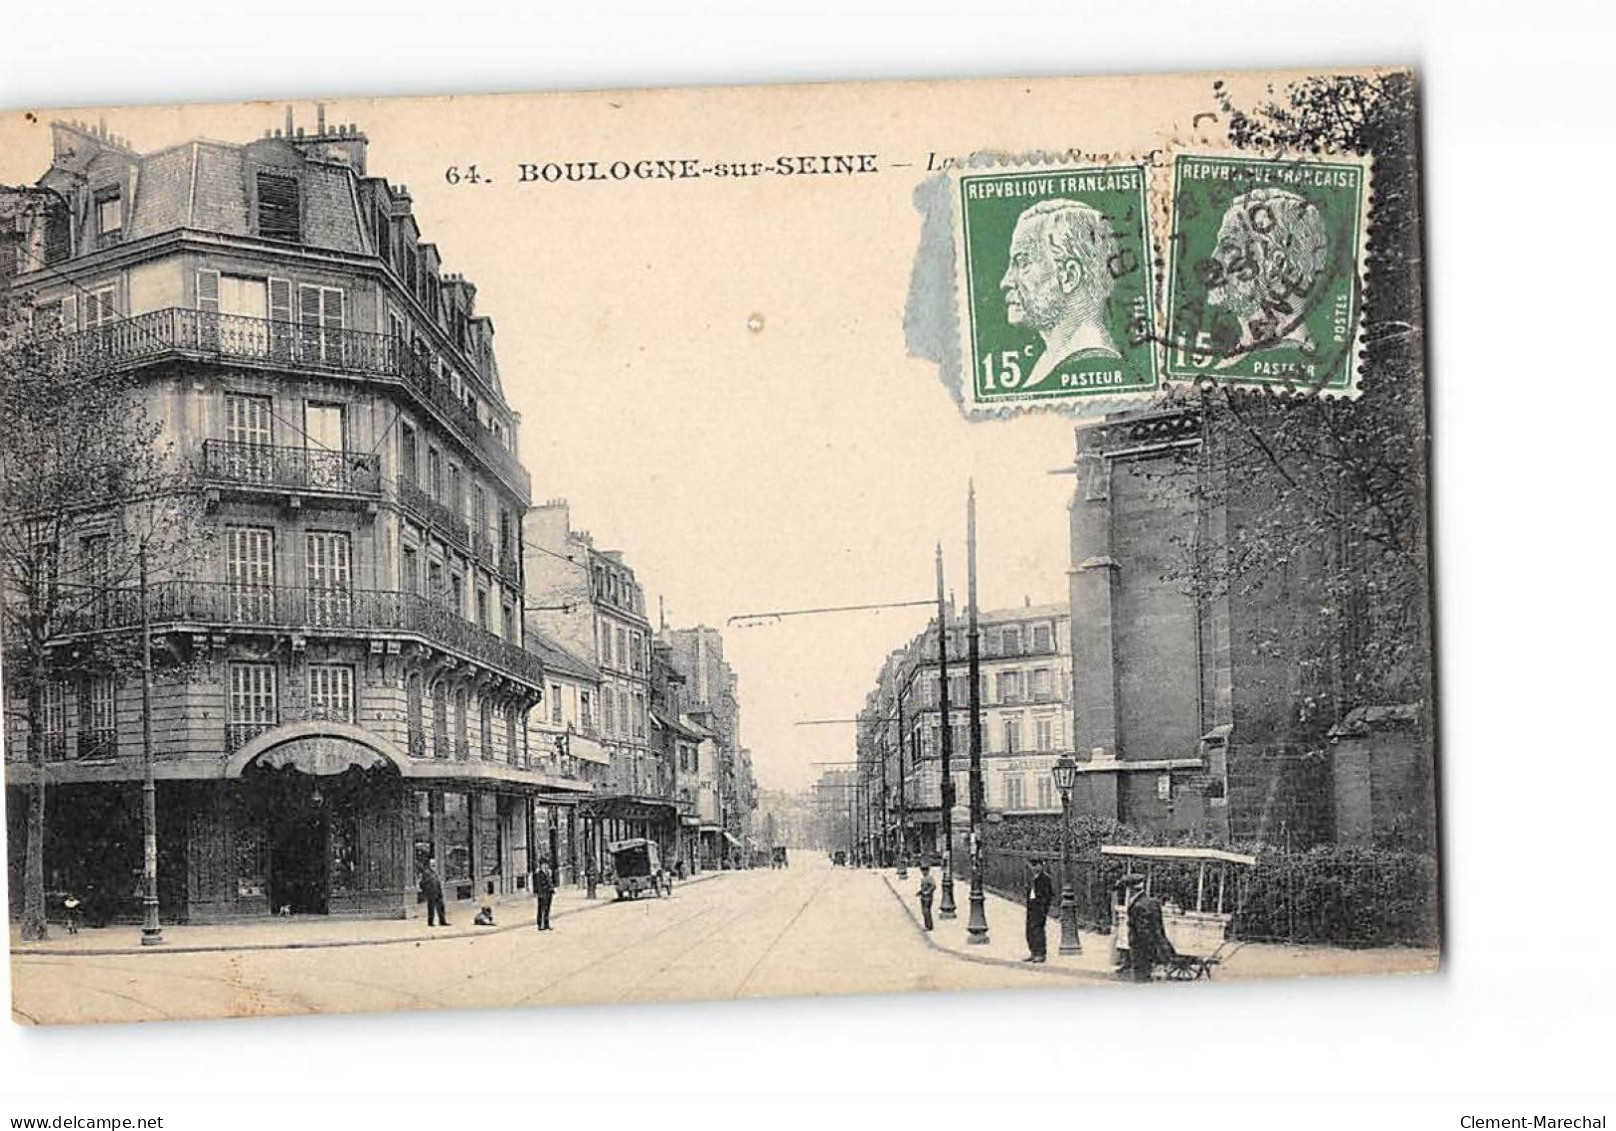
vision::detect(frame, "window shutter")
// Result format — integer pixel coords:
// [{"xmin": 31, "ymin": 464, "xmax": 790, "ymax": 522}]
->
[
  {"xmin": 268, "ymin": 278, "xmax": 292, "ymax": 323},
  {"xmin": 196, "ymin": 269, "xmax": 220, "ymax": 313},
  {"xmin": 256, "ymin": 172, "xmax": 300, "ymax": 241},
  {"xmin": 298, "ymin": 284, "xmax": 321, "ymax": 327},
  {"xmin": 322, "ymin": 288, "xmax": 344, "ymax": 329},
  {"xmin": 61, "ymin": 295, "xmax": 78, "ymax": 332}
]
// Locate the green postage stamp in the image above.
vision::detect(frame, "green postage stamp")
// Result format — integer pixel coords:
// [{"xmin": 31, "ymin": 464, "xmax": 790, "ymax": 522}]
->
[
  {"xmin": 1163, "ymin": 153, "xmax": 1370, "ymax": 393},
  {"xmin": 952, "ymin": 163, "xmax": 1158, "ymax": 410}
]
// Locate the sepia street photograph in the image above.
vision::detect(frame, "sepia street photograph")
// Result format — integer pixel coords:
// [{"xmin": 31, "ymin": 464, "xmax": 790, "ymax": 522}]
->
[{"xmin": 0, "ymin": 3, "xmax": 1611, "ymax": 1129}]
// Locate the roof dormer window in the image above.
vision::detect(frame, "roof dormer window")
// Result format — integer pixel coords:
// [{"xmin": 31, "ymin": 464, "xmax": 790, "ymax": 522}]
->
[
  {"xmin": 255, "ymin": 171, "xmax": 300, "ymax": 242},
  {"xmin": 95, "ymin": 188, "xmax": 122, "ymax": 245}
]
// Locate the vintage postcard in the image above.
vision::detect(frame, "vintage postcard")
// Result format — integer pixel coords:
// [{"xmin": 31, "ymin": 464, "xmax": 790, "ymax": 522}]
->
[{"xmin": 0, "ymin": 67, "xmax": 1437, "ymax": 1026}]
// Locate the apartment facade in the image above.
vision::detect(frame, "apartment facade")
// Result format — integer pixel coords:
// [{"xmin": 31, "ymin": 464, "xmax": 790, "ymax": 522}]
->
[
  {"xmin": 859, "ymin": 602, "xmax": 1074, "ymax": 861},
  {"xmin": 523, "ymin": 500, "xmax": 678, "ymax": 868},
  {"xmin": 3, "ymin": 112, "xmax": 564, "ymax": 923}
]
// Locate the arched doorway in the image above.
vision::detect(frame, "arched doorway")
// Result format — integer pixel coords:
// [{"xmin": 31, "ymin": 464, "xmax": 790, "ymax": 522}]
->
[{"xmin": 232, "ymin": 730, "xmax": 407, "ymax": 917}]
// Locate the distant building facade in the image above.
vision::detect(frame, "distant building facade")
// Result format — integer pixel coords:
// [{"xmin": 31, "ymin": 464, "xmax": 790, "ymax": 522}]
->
[{"xmin": 858, "ymin": 602, "xmax": 1074, "ymax": 863}]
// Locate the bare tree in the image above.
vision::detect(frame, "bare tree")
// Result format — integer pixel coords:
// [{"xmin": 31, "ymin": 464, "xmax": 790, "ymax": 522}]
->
[
  {"xmin": 1, "ymin": 296, "xmax": 208, "ymax": 939},
  {"xmin": 1147, "ymin": 73, "xmax": 1430, "ymax": 738}
]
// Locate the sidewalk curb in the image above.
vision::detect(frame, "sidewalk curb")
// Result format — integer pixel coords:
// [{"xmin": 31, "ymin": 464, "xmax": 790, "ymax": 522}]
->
[
  {"xmin": 11, "ymin": 871, "xmax": 728, "ymax": 959},
  {"xmin": 877, "ymin": 870, "xmax": 1110, "ymax": 983}
]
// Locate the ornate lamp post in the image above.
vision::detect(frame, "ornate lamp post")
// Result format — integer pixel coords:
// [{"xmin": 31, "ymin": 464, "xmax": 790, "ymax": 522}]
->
[{"xmin": 1052, "ymin": 752, "xmax": 1081, "ymax": 955}]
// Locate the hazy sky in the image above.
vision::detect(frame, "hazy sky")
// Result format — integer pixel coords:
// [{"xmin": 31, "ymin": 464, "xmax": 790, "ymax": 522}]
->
[{"xmin": 0, "ymin": 73, "xmax": 1280, "ymax": 791}]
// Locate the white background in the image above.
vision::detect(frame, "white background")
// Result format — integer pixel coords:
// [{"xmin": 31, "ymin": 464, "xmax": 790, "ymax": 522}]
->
[{"xmin": 2, "ymin": 2, "xmax": 1613, "ymax": 1127}]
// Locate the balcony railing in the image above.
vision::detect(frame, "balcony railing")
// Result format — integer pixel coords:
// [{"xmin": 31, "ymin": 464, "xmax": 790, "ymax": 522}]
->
[
  {"xmin": 60, "ymin": 581, "xmax": 546, "ymax": 691},
  {"xmin": 203, "ymin": 440, "xmax": 381, "ymax": 498},
  {"xmin": 56, "ymin": 309, "xmax": 530, "ymax": 498},
  {"xmin": 398, "ymin": 476, "xmax": 471, "ymax": 550}
]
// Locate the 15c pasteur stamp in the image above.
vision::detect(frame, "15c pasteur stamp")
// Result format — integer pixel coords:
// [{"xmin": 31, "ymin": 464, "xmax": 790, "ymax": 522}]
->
[
  {"xmin": 952, "ymin": 162, "xmax": 1158, "ymax": 410},
  {"xmin": 1164, "ymin": 153, "xmax": 1370, "ymax": 394}
]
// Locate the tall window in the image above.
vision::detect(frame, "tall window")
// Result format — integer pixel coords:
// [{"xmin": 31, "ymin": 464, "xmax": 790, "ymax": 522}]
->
[
  {"xmin": 1006, "ymin": 774, "xmax": 1026, "ymax": 810},
  {"xmin": 1003, "ymin": 717, "xmax": 1021, "ymax": 754},
  {"xmin": 603, "ymin": 690, "xmax": 615, "ymax": 735},
  {"xmin": 406, "ymin": 673, "xmax": 425, "ymax": 757},
  {"xmin": 304, "ymin": 402, "xmax": 346, "ymax": 489},
  {"xmin": 1032, "ymin": 624, "xmax": 1053, "ymax": 653},
  {"xmin": 432, "ymin": 681, "xmax": 449, "ymax": 758},
  {"xmin": 1036, "ymin": 777, "xmax": 1054, "ymax": 810},
  {"xmin": 448, "ymin": 571, "xmax": 464, "ymax": 618},
  {"xmin": 480, "ymin": 698, "xmax": 494, "ymax": 760},
  {"xmin": 580, "ymin": 691, "xmax": 594, "ymax": 733},
  {"xmin": 308, "ymin": 665, "xmax": 354, "ymax": 723},
  {"xmin": 600, "ymin": 622, "xmax": 613, "ymax": 667},
  {"xmin": 42, "ymin": 682, "xmax": 66, "ymax": 760},
  {"xmin": 1035, "ymin": 717, "xmax": 1053, "ymax": 752},
  {"xmin": 1000, "ymin": 671, "xmax": 1023, "ymax": 704},
  {"xmin": 226, "ymin": 394, "xmax": 273, "ymax": 447},
  {"xmin": 78, "ymin": 674, "xmax": 117, "ymax": 758},
  {"xmin": 1032, "ymin": 668, "xmax": 1052, "ymax": 699},
  {"xmin": 615, "ymin": 627, "xmax": 627, "ymax": 670},
  {"xmin": 476, "ymin": 587, "xmax": 489, "ymax": 630},
  {"xmin": 550, "ymin": 685, "xmax": 563, "ymax": 725},
  {"xmin": 83, "ymin": 284, "xmax": 117, "ymax": 329},
  {"xmin": 428, "ymin": 447, "xmax": 443, "ymax": 500},
  {"xmin": 228, "ymin": 663, "xmax": 277, "ymax": 748},
  {"xmin": 305, "ymin": 531, "xmax": 352, "ymax": 626},
  {"xmin": 226, "ymin": 527, "xmax": 275, "ymax": 621},
  {"xmin": 402, "ymin": 545, "xmax": 419, "ymax": 595},
  {"xmin": 296, "ymin": 284, "xmax": 343, "ymax": 363},
  {"xmin": 502, "ymin": 603, "xmax": 516, "ymax": 641},
  {"xmin": 952, "ymin": 722, "xmax": 969, "ymax": 754},
  {"xmin": 454, "ymin": 688, "xmax": 470, "ymax": 759},
  {"xmin": 472, "ymin": 485, "xmax": 487, "ymax": 538},
  {"xmin": 399, "ymin": 424, "xmax": 418, "ymax": 485}
]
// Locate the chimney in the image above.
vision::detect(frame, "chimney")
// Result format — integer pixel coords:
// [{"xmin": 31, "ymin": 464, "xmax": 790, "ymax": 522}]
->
[
  {"xmin": 284, "ymin": 106, "xmax": 294, "ymax": 137},
  {"xmin": 316, "ymin": 103, "xmax": 326, "ymax": 134}
]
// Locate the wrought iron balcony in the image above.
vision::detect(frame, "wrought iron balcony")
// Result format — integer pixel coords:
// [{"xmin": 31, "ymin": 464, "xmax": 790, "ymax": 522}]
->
[
  {"xmin": 54, "ymin": 309, "xmax": 531, "ymax": 498},
  {"xmin": 397, "ymin": 476, "xmax": 471, "ymax": 550},
  {"xmin": 58, "ymin": 580, "xmax": 546, "ymax": 691},
  {"xmin": 203, "ymin": 440, "xmax": 381, "ymax": 498}
]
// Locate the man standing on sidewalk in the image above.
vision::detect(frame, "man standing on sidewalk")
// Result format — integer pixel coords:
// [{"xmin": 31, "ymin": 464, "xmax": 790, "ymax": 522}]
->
[
  {"xmin": 420, "ymin": 858, "xmax": 448, "ymax": 928},
  {"xmin": 916, "ymin": 863, "xmax": 936, "ymax": 931},
  {"xmin": 534, "ymin": 859, "xmax": 556, "ymax": 931},
  {"xmin": 1024, "ymin": 858, "xmax": 1054, "ymax": 962}
]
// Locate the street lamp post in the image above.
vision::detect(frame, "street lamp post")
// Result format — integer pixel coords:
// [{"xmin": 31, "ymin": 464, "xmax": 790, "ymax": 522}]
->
[
  {"xmin": 964, "ymin": 482, "xmax": 989, "ymax": 945},
  {"xmin": 934, "ymin": 544, "xmax": 957, "ymax": 919},
  {"xmin": 1052, "ymin": 752, "xmax": 1081, "ymax": 955},
  {"xmin": 138, "ymin": 544, "xmax": 164, "ymax": 946}
]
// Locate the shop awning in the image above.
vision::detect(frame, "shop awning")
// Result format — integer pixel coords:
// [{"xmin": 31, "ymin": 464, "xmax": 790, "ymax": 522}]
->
[{"xmin": 723, "ymin": 831, "xmax": 744, "ymax": 849}]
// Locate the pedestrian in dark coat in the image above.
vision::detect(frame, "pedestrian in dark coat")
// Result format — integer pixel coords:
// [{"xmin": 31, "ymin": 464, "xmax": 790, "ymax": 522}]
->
[
  {"xmin": 1125, "ymin": 885, "xmax": 1173, "ymax": 981},
  {"xmin": 534, "ymin": 861, "xmax": 556, "ymax": 930},
  {"xmin": 1024, "ymin": 858, "xmax": 1054, "ymax": 962},
  {"xmin": 420, "ymin": 860, "xmax": 448, "ymax": 927},
  {"xmin": 916, "ymin": 864, "xmax": 936, "ymax": 931}
]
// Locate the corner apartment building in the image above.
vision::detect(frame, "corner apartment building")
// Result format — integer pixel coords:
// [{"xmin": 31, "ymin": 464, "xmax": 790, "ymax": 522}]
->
[
  {"xmin": 859, "ymin": 602, "xmax": 1074, "ymax": 859},
  {"xmin": 3, "ymin": 111, "xmax": 568, "ymax": 922}
]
